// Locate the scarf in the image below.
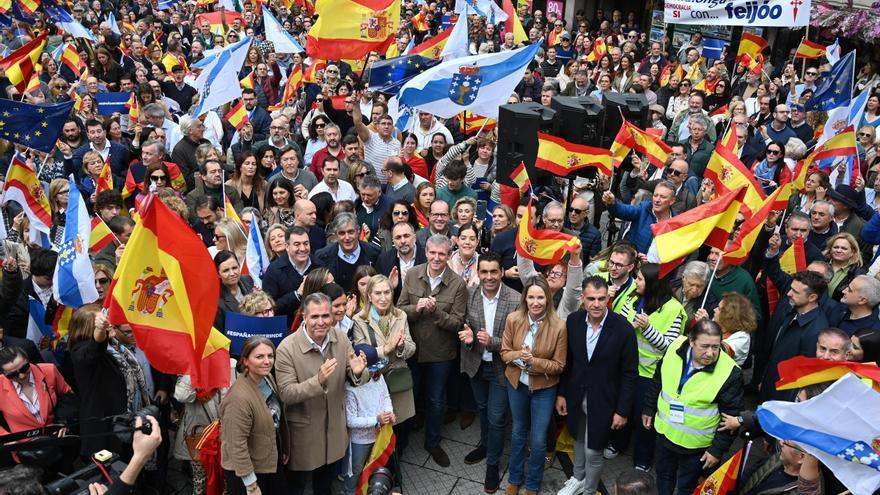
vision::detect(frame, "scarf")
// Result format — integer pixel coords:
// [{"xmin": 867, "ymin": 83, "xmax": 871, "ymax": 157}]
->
[
  {"xmin": 370, "ymin": 306, "xmax": 392, "ymax": 338},
  {"xmin": 107, "ymin": 340, "xmax": 150, "ymax": 413}
]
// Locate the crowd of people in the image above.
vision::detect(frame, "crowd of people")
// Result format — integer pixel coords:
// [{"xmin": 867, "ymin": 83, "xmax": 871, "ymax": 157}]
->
[{"xmin": 0, "ymin": 1, "xmax": 879, "ymax": 495}]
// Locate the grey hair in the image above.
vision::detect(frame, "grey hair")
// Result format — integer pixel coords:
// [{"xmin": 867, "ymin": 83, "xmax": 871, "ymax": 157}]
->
[
  {"xmin": 240, "ymin": 207, "xmax": 261, "ymax": 225},
  {"xmin": 807, "ymin": 260, "xmax": 833, "ymax": 282},
  {"xmin": 331, "ymin": 212, "xmax": 357, "ymax": 234},
  {"xmin": 179, "ymin": 115, "xmax": 196, "ymax": 135},
  {"xmin": 681, "ymin": 261, "xmax": 710, "ymax": 284},
  {"xmin": 143, "ymin": 102, "xmax": 165, "ymax": 119},
  {"xmin": 302, "ymin": 292, "xmax": 331, "ymax": 315},
  {"xmin": 360, "ymin": 174, "xmax": 382, "ymax": 191},
  {"xmin": 785, "ymin": 138, "xmax": 807, "ymax": 161},
  {"xmin": 811, "ymin": 200, "xmax": 835, "ymax": 218},
  {"xmin": 854, "ymin": 275, "xmax": 880, "ymax": 307},
  {"xmin": 543, "ymin": 201, "xmax": 565, "ymax": 215},
  {"xmin": 324, "ymin": 123, "xmax": 340, "ymax": 134},
  {"xmin": 142, "ymin": 139, "xmax": 165, "ymax": 156},
  {"xmin": 426, "ymin": 233, "xmax": 453, "ymax": 252}
]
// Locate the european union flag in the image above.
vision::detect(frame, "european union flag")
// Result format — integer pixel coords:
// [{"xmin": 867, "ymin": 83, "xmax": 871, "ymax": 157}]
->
[
  {"xmin": 805, "ymin": 50, "xmax": 855, "ymax": 112},
  {"xmin": 0, "ymin": 99, "xmax": 75, "ymax": 153},
  {"xmin": 366, "ymin": 55, "xmax": 441, "ymax": 95}
]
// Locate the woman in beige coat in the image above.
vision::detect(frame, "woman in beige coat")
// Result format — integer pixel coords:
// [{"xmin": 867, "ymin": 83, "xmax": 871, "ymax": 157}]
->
[
  {"xmin": 220, "ymin": 337, "xmax": 288, "ymax": 495},
  {"xmin": 352, "ymin": 274, "xmax": 417, "ymax": 449}
]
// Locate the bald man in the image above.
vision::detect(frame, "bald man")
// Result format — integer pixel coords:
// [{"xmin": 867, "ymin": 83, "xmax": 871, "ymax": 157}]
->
[{"xmin": 566, "ymin": 197, "xmax": 603, "ymax": 260}]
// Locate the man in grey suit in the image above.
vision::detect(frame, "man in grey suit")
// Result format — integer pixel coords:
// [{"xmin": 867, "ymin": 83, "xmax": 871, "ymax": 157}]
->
[{"xmin": 457, "ymin": 251, "xmax": 521, "ymax": 493}]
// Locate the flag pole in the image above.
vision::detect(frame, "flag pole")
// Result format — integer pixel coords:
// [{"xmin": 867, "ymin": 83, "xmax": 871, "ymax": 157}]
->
[
  {"xmin": 733, "ymin": 435, "xmax": 753, "ymax": 494},
  {"xmin": 700, "ymin": 253, "xmax": 722, "ymax": 310}
]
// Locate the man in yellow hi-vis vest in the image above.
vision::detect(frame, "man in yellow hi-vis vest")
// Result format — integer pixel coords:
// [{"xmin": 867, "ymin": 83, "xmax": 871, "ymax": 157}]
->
[{"xmin": 641, "ymin": 320, "xmax": 743, "ymax": 495}]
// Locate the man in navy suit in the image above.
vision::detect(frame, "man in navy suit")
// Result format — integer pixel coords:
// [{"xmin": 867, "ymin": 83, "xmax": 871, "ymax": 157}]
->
[
  {"xmin": 374, "ymin": 222, "xmax": 426, "ymax": 302},
  {"xmin": 67, "ymin": 119, "xmax": 130, "ymax": 186},
  {"xmin": 557, "ymin": 276, "xmax": 638, "ymax": 495}
]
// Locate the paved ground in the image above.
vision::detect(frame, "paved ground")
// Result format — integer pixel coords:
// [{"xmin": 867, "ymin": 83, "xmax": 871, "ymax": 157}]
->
[{"xmin": 167, "ymin": 416, "xmax": 634, "ymax": 494}]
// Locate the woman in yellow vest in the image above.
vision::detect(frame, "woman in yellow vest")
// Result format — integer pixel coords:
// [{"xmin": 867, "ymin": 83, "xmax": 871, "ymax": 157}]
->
[
  {"xmin": 641, "ymin": 320, "xmax": 743, "ymax": 495},
  {"xmin": 610, "ymin": 262, "xmax": 687, "ymax": 470}
]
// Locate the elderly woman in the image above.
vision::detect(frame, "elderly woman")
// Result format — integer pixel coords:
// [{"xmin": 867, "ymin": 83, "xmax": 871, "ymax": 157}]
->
[
  {"xmin": 707, "ymin": 293, "xmax": 758, "ymax": 365},
  {"xmin": 676, "ymin": 261, "xmax": 718, "ymax": 323}
]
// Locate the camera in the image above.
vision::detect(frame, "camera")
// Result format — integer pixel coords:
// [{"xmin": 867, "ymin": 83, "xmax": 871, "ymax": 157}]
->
[
  {"xmin": 43, "ymin": 452, "xmax": 127, "ymax": 495},
  {"xmin": 366, "ymin": 467, "xmax": 394, "ymax": 495},
  {"xmin": 110, "ymin": 405, "xmax": 160, "ymax": 445}
]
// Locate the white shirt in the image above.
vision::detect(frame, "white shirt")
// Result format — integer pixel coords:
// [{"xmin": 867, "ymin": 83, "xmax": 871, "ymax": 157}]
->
[
  {"xmin": 481, "ymin": 289, "xmax": 500, "ymax": 361},
  {"xmin": 412, "ymin": 119, "xmax": 454, "ymax": 151},
  {"xmin": 308, "ymin": 179, "xmax": 358, "ymax": 202},
  {"xmin": 723, "ymin": 331, "xmax": 751, "ymax": 366},
  {"xmin": 363, "ymin": 130, "xmax": 401, "ymax": 183},
  {"xmin": 428, "ymin": 268, "xmax": 445, "ymax": 291},
  {"xmin": 32, "ymin": 281, "xmax": 52, "ymax": 306},
  {"xmin": 90, "ymin": 139, "xmax": 111, "ymax": 161},
  {"xmin": 519, "ymin": 316, "xmax": 542, "ymax": 386},
  {"xmin": 398, "ymin": 253, "xmax": 416, "ymax": 287},
  {"xmin": 303, "ymin": 329, "xmax": 330, "ymax": 356},
  {"xmin": 12, "ymin": 372, "xmax": 41, "ymax": 422},
  {"xmin": 586, "ymin": 311, "xmax": 608, "ymax": 360}
]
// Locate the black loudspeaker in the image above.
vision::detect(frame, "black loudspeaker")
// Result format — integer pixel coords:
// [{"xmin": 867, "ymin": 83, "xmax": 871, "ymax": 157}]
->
[
  {"xmin": 600, "ymin": 92, "xmax": 650, "ymax": 149},
  {"xmin": 497, "ymin": 102, "xmax": 556, "ymax": 186},
  {"xmin": 550, "ymin": 95, "xmax": 605, "ymax": 179}
]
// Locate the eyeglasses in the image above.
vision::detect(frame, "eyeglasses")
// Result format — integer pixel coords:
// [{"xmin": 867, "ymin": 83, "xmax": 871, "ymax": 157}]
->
[
  {"xmin": 607, "ymin": 261, "xmax": 631, "ymax": 269},
  {"xmin": 95, "ymin": 276, "xmax": 110, "ymax": 285},
  {"xmin": 57, "ymin": 190, "xmax": 70, "ymax": 196},
  {"xmin": 3, "ymin": 361, "xmax": 30, "ymax": 379},
  {"xmin": 392, "ymin": 210, "xmax": 409, "ymax": 216},
  {"xmin": 547, "ymin": 270, "xmax": 565, "ymax": 279},
  {"xmin": 150, "ymin": 174, "xmax": 167, "ymax": 182},
  {"xmin": 430, "ymin": 212, "xmax": 449, "ymax": 218}
]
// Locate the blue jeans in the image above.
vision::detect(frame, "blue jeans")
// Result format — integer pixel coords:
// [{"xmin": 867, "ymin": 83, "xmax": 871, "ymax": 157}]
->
[
  {"xmin": 412, "ymin": 360, "xmax": 453, "ymax": 449},
  {"xmin": 507, "ymin": 383, "xmax": 557, "ymax": 492},
  {"xmin": 469, "ymin": 361, "xmax": 508, "ymax": 466},
  {"xmin": 344, "ymin": 442, "xmax": 374, "ymax": 495},
  {"xmin": 654, "ymin": 440, "xmax": 704, "ymax": 495}
]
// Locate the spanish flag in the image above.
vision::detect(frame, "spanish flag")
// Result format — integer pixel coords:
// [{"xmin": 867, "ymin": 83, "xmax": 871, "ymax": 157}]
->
[
  {"xmin": 411, "ymin": 10, "xmax": 429, "ymax": 31},
  {"xmin": 306, "ymin": 0, "xmax": 400, "ymax": 61},
  {"xmin": 17, "ymin": 0, "xmax": 39, "ymax": 17},
  {"xmin": 106, "ymin": 195, "xmax": 231, "ymax": 389},
  {"xmin": 722, "ymin": 183, "xmax": 792, "ymax": 266},
  {"xmin": 502, "ymin": 0, "xmax": 528, "ymax": 44},
  {"xmin": 2, "ymin": 153, "xmax": 52, "ymax": 232},
  {"xmin": 610, "ymin": 118, "xmax": 673, "ymax": 168},
  {"xmin": 536, "ymin": 132, "xmax": 613, "ymax": 176},
  {"xmin": 96, "ymin": 157, "xmax": 113, "ymax": 194},
  {"xmin": 516, "ymin": 198, "xmax": 581, "ymax": 264},
  {"xmin": 791, "ymin": 127, "xmax": 857, "ymax": 191},
  {"xmin": 709, "ymin": 103, "xmax": 729, "ymax": 118},
  {"xmin": 303, "ymin": 60, "xmax": 326, "ymax": 83},
  {"xmin": 410, "ymin": 27, "xmax": 453, "ymax": 60},
  {"xmin": 650, "ymin": 187, "xmax": 746, "ymax": 277},
  {"xmin": 23, "ymin": 73, "xmax": 40, "ymax": 94},
  {"xmin": 51, "ymin": 305, "xmax": 74, "ymax": 351},
  {"xmin": 225, "ymin": 100, "xmax": 249, "ymax": 130},
  {"xmin": 736, "ymin": 33, "xmax": 768, "ymax": 64},
  {"xmin": 658, "ymin": 64, "xmax": 683, "ymax": 88},
  {"xmin": 459, "ymin": 113, "xmax": 496, "ymax": 135},
  {"xmin": 692, "ymin": 448, "xmax": 743, "ymax": 495},
  {"xmin": 510, "ymin": 161, "xmax": 530, "ymax": 193},
  {"xmin": 126, "ymin": 92, "xmax": 139, "ymax": 123},
  {"xmin": 224, "ymin": 193, "xmax": 245, "ymax": 231},
  {"xmin": 161, "ymin": 53, "xmax": 188, "ymax": 73},
  {"xmin": 703, "ymin": 139, "xmax": 766, "ymax": 215},
  {"xmin": 766, "ymin": 236, "xmax": 807, "ymax": 314},
  {"xmin": 195, "ymin": 11, "xmax": 244, "ymax": 36},
  {"xmin": 0, "ymin": 32, "xmax": 47, "ymax": 93},
  {"xmin": 739, "ymin": 53, "xmax": 763, "ymax": 75},
  {"xmin": 795, "ymin": 38, "xmax": 826, "ymax": 59},
  {"xmin": 89, "ymin": 216, "xmax": 118, "ymax": 253},
  {"xmin": 357, "ymin": 424, "xmax": 396, "ymax": 495},
  {"xmin": 58, "ymin": 42, "xmax": 87, "ymax": 76},
  {"xmin": 240, "ymin": 72, "xmax": 255, "ymax": 90},
  {"xmin": 693, "ymin": 77, "xmax": 719, "ymax": 94},
  {"xmin": 585, "ymin": 37, "xmax": 606, "ymax": 63},
  {"xmin": 775, "ymin": 356, "xmax": 880, "ymax": 391},
  {"xmin": 269, "ymin": 65, "xmax": 303, "ymax": 111},
  {"xmin": 718, "ymin": 122, "xmax": 739, "ymax": 155}
]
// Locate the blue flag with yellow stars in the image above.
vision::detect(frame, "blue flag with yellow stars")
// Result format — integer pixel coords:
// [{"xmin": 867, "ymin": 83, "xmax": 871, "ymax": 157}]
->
[
  {"xmin": 805, "ymin": 50, "xmax": 855, "ymax": 112},
  {"xmin": 0, "ymin": 99, "xmax": 75, "ymax": 153},
  {"xmin": 366, "ymin": 55, "xmax": 441, "ymax": 95}
]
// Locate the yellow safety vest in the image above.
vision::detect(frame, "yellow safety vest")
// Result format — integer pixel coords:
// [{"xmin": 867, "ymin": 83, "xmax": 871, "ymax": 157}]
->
[
  {"xmin": 600, "ymin": 272, "xmax": 637, "ymax": 315},
  {"xmin": 624, "ymin": 298, "xmax": 688, "ymax": 378},
  {"xmin": 654, "ymin": 336, "xmax": 737, "ymax": 450}
]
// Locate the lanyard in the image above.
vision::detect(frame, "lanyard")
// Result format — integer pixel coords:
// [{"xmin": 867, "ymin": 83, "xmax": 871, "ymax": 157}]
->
[
  {"xmin": 612, "ymin": 277, "xmax": 632, "ymax": 308},
  {"xmin": 636, "ymin": 297, "xmax": 645, "ymax": 315},
  {"xmin": 678, "ymin": 352, "xmax": 700, "ymax": 394}
]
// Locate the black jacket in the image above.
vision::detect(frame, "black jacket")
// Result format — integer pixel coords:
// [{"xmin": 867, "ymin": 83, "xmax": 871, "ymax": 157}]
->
[
  {"xmin": 490, "ymin": 229, "xmax": 521, "ymax": 292},
  {"xmin": 69, "ymin": 338, "xmax": 128, "ymax": 457},
  {"xmin": 314, "ymin": 241, "xmax": 381, "ymax": 291},
  {"xmin": 215, "ymin": 276, "xmax": 255, "ymax": 332},
  {"xmin": 560, "ymin": 310, "xmax": 638, "ymax": 450},
  {"xmin": 262, "ymin": 256, "xmax": 317, "ymax": 326},
  {"xmin": 374, "ymin": 246, "xmax": 427, "ymax": 302},
  {"xmin": 2, "ymin": 270, "xmax": 41, "ymax": 339},
  {"xmin": 644, "ymin": 339, "xmax": 743, "ymax": 459}
]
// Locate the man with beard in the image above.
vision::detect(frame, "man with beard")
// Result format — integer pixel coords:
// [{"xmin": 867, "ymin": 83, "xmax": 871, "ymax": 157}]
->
[
  {"xmin": 375, "ymin": 221, "xmax": 427, "ymax": 301},
  {"xmin": 309, "ymin": 123, "xmax": 347, "ymax": 180}
]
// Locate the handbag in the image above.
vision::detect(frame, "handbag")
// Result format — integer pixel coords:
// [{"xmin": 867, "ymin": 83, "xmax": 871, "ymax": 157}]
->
[
  {"xmin": 365, "ymin": 321, "xmax": 413, "ymax": 394},
  {"xmin": 184, "ymin": 401, "xmax": 218, "ymax": 462}
]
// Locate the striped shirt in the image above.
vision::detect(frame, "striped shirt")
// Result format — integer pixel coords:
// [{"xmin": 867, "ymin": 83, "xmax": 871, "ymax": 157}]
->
[
  {"xmin": 363, "ymin": 130, "xmax": 401, "ymax": 184},
  {"xmin": 621, "ymin": 299, "xmax": 684, "ymax": 352}
]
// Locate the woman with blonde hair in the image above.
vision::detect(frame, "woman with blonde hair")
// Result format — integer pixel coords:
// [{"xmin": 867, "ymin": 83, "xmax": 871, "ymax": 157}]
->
[
  {"xmin": 352, "ymin": 275, "xmax": 417, "ymax": 449},
  {"xmin": 712, "ymin": 292, "xmax": 757, "ymax": 365},
  {"xmin": 501, "ymin": 276, "xmax": 567, "ymax": 494},
  {"xmin": 213, "ymin": 218, "xmax": 248, "ymax": 260},
  {"xmin": 48, "ymin": 178, "xmax": 69, "ymax": 247},
  {"xmin": 264, "ymin": 224, "xmax": 288, "ymax": 261},
  {"xmin": 824, "ymin": 232, "xmax": 865, "ymax": 301}
]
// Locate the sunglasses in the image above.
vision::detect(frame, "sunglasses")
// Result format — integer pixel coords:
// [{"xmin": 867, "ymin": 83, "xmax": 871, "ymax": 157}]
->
[
  {"xmin": 569, "ymin": 207, "xmax": 586, "ymax": 214},
  {"xmin": 355, "ymin": 172, "xmax": 368, "ymax": 178},
  {"xmin": 315, "ymin": 123, "xmax": 326, "ymax": 128},
  {"xmin": 96, "ymin": 276, "xmax": 110, "ymax": 285},
  {"xmin": 392, "ymin": 210, "xmax": 409, "ymax": 216},
  {"xmin": 767, "ymin": 149, "xmax": 783, "ymax": 155},
  {"xmin": 858, "ymin": 132, "xmax": 872, "ymax": 137},
  {"xmin": 806, "ymin": 71, "xmax": 818, "ymax": 76},
  {"xmin": 150, "ymin": 174, "xmax": 167, "ymax": 182},
  {"xmin": 4, "ymin": 361, "xmax": 30, "ymax": 379}
]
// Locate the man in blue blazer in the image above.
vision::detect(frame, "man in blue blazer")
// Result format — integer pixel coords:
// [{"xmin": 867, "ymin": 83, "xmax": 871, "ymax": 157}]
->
[
  {"xmin": 67, "ymin": 119, "xmax": 131, "ymax": 186},
  {"xmin": 557, "ymin": 276, "xmax": 639, "ymax": 495}
]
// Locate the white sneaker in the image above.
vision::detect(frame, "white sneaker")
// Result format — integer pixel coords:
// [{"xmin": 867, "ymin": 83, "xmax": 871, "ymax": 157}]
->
[
  {"xmin": 603, "ymin": 445, "xmax": 620, "ymax": 460},
  {"xmin": 557, "ymin": 476, "xmax": 585, "ymax": 495}
]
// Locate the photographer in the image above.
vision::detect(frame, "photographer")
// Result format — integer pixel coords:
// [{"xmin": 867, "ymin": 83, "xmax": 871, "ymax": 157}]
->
[{"xmin": 86, "ymin": 415, "xmax": 163, "ymax": 495}]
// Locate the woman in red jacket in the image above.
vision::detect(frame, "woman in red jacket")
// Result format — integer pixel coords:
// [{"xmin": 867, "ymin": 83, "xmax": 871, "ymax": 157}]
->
[{"xmin": 0, "ymin": 346, "xmax": 73, "ymax": 437}]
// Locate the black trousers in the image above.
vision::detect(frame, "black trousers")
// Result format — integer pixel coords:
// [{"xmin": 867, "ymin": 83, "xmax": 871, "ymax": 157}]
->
[
  {"xmin": 289, "ymin": 462, "xmax": 336, "ymax": 495},
  {"xmin": 224, "ymin": 469, "xmax": 288, "ymax": 495}
]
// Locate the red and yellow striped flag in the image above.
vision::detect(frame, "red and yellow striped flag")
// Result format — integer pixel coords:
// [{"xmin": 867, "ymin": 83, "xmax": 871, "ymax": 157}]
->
[
  {"xmin": 766, "ymin": 237, "xmax": 807, "ymax": 314},
  {"xmin": 792, "ymin": 127, "xmax": 858, "ymax": 191},
  {"xmin": 584, "ymin": 37, "xmax": 606, "ymax": 63},
  {"xmin": 0, "ymin": 32, "xmax": 47, "ymax": 92},
  {"xmin": 17, "ymin": 0, "xmax": 39, "ymax": 16},
  {"xmin": 106, "ymin": 195, "xmax": 231, "ymax": 389},
  {"xmin": 718, "ymin": 122, "xmax": 739, "ymax": 155},
  {"xmin": 224, "ymin": 193, "xmax": 245, "ymax": 231},
  {"xmin": 125, "ymin": 92, "xmax": 139, "ymax": 123},
  {"xmin": 357, "ymin": 424, "xmax": 396, "ymax": 495},
  {"xmin": 693, "ymin": 77, "xmax": 719, "ymax": 94},
  {"xmin": 651, "ymin": 187, "xmax": 746, "ymax": 277},
  {"xmin": 51, "ymin": 305, "xmax": 74, "ymax": 350},
  {"xmin": 794, "ymin": 38, "xmax": 826, "ymax": 59},
  {"xmin": 459, "ymin": 113, "xmax": 496, "ymax": 135},
  {"xmin": 225, "ymin": 100, "xmax": 249, "ymax": 130},
  {"xmin": 510, "ymin": 161, "xmax": 530, "ymax": 193},
  {"xmin": 739, "ymin": 53, "xmax": 763, "ymax": 75},
  {"xmin": 23, "ymin": 72, "xmax": 40, "ymax": 94},
  {"xmin": 3, "ymin": 153, "xmax": 52, "ymax": 232},
  {"xmin": 704, "ymin": 140, "xmax": 767, "ymax": 215},
  {"xmin": 610, "ymin": 119, "xmax": 673, "ymax": 168},
  {"xmin": 736, "ymin": 33, "xmax": 768, "ymax": 64},
  {"xmin": 89, "ymin": 216, "xmax": 118, "ymax": 253},
  {"xmin": 515, "ymin": 198, "xmax": 581, "ymax": 264},
  {"xmin": 535, "ymin": 132, "xmax": 613, "ymax": 176},
  {"xmin": 692, "ymin": 448, "xmax": 743, "ymax": 495},
  {"xmin": 306, "ymin": 0, "xmax": 400, "ymax": 60},
  {"xmin": 240, "ymin": 72, "xmax": 255, "ymax": 89},
  {"xmin": 722, "ymin": 183, "xmax": 792, "ymax": 266},
  {"xmin": 96, "ymin": 157, "xmax": 113, "ymax": 194},
  {"xmin": 775, "ymin": 356, "xmax": 880, "ymax": 391},
  {"xmin": 59, "ymin": 43, "xmax": 87, "ymax": 76},
  {"xmin": 410, "ymin": 27, "xmax": 453, "ymax": 60},
  {"xmin": 411, "ymin": 10, "xmax": 429, "ymax": 31}
]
